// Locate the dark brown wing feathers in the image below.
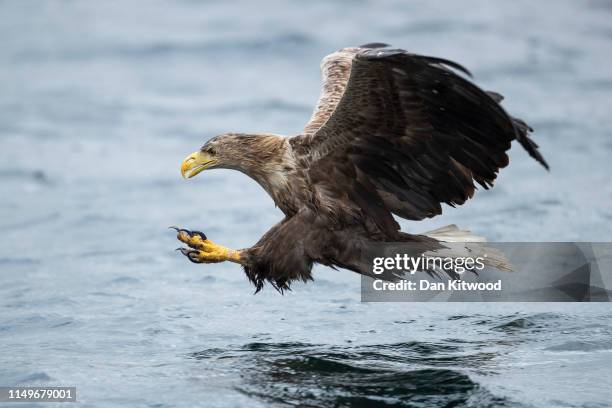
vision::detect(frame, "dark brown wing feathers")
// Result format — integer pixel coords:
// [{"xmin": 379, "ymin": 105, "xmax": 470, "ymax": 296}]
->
[{"xmin": 293, "ymin": 46, "xmax": 548, "ymax": 222}]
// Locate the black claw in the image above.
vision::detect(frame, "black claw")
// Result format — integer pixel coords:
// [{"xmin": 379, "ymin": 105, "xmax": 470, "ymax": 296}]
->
[
  {"xmin": 169, "ymin": 226, "xmax": 191, "ymax": 235},
  {"xmin": 176, "ymin": 247, "xmax": 204, "ymax": 263},
  {"xmin": 190, "ymin": 230, "xmax": 207, "ymax": 240},
  {"xmin": 170, "ymin": 226, "xmax": 207, "ymax": 240},
  {"xmin": 186, "ymin": 250, "xmax": 204, "ymax": 264}
]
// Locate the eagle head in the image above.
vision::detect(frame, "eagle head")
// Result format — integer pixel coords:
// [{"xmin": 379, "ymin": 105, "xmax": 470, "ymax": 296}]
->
[{"xmin": 181, "ymin": 133, "xmax": 286, "ymax": 179}]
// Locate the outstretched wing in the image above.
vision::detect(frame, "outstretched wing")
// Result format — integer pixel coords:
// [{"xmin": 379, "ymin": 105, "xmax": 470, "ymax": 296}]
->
[
  {"xmin": 304, "ymin": 43, "xmax": 388, "ymax": 135},
  {"xmin": 292, "ymin": 45, "xmax": 548, "ymax": 223}
]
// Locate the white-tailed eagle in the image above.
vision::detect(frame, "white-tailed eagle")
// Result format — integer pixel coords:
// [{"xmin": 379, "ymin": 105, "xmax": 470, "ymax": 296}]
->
[{"xmin": 174, "ymin": 43, "xmax": 548, "ymax": 292}]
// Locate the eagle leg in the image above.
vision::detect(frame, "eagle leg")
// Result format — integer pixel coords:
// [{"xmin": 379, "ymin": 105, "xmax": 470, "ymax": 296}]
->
[{"xmin": 173, "ymin": 227, "xmax": 242, "ymax": 264}]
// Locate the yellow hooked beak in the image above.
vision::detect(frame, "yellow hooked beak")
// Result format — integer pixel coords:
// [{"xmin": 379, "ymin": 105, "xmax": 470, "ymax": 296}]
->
[{"xmin": 181, "ymin": 151, "xmax": 216, "ymax": 179}]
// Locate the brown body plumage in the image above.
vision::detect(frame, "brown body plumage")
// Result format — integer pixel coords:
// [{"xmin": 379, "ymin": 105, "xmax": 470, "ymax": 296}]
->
[{"xmin": 176, "ymin": 43, "xmax": 548, "ymax": 292}]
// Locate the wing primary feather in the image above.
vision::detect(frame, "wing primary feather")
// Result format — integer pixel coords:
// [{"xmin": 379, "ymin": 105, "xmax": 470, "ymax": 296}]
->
[
  {"xmin": 486, "ymin": 91, "xmax": 504, "ymax": 103},
  {"xmin": 358, "ymin": 49, "xmax": 472, "ymax": 77},
  {"xmin": 411, "ymin": 55, "xmax": 473, "ymax": 77}
]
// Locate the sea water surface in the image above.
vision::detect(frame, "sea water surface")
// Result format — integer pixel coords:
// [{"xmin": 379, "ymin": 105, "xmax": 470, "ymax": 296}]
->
[{"xmin": 1, "ymin": 1, "xmax": 612, "ymax": 407}]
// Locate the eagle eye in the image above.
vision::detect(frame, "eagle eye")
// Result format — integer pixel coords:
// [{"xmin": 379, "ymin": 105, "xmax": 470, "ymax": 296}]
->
[{"xmin": 204, "ymin": 146, "xmax": 217, "ymax": 155}]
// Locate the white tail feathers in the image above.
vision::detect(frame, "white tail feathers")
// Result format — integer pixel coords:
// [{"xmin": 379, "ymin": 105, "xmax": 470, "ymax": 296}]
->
[
  {"xmin": 423, "ymin": 224, "xmax": 486, "ymax": 243},
  {"xmin": 423, "ymin": 224, "xmax": 513, "ymax": 272}
]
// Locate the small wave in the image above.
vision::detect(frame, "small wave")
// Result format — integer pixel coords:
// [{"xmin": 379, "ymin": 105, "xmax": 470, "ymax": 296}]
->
[
  {"xmin": 236, "ymin": 356, "xmax": 499, "ymax": 407},
  {"xmin": 0, "ymin": 168, "xmax": 50, "ymax": 183},
  {"xmin": 491, "ymin": 312, "xmax": 567, "ymax": 332},
  {"xmin": 108, "ymin": 276, "xmax": 141, "ymax": 285},
  {"xmin": 188, "ymin": 340, "xmax": 510, "ymax": 406},
  {"xmin": 545, "ymin": 340, "xmax": 612, "ymax": 352},
  {"xmin": 18, "ymin": 372, "xmax": 53, "ymax": 383},
  {"xmin": 209, "ymin": 98, "xmax": 310, "ymax": 115},
  {"xmin": 492, "ymin": 317, "xmax": 535, "ymax": 331},
  {"xmin": 0, "ymin": 257, "xmax": 40, "ymax": 265},
  {"xmin": 241, "ymin": 341, "xmax": 315, "ymax": 353},
  {"xmin": 0, "ymin": 212, "xmax": 60, "ymax": 230},
  {"xmin": 0, "ymin": 314, "xmax": 76, "ymax": 333}
]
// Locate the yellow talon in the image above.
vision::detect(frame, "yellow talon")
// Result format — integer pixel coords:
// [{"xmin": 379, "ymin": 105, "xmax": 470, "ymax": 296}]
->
[{"xmin": 175, "ymin": 228, "xmax": 242, "ymax": 264}]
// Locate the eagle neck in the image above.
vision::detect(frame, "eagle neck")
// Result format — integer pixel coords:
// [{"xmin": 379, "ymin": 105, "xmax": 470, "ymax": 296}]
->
[{"xmin": 237, "ymin": 136, "xmax": 300, "ymax": 215}]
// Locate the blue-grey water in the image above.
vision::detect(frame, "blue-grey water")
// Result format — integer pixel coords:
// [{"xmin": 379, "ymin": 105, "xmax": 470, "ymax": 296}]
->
[{"xmin": 2, "ymin": 1, "xmax": 612, "ymax": 407}]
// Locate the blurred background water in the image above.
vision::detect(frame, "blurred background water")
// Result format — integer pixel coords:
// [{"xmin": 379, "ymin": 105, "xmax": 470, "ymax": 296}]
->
[{"xmin": 1, "ymin": 1, "xmax": 612, "ymax": 407}]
